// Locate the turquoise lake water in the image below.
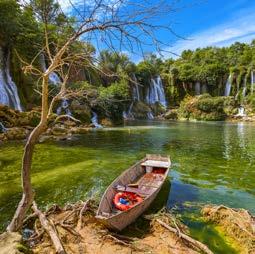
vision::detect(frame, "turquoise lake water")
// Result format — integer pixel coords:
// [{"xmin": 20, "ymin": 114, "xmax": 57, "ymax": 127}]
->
[{"xmin": 0, "ymin": 120, "xmax": 254, "ymax": 253}]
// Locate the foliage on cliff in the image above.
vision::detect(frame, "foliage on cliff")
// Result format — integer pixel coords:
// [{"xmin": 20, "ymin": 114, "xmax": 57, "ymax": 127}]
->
[{"xmin": 178, "ymin": 94, "xmax": 236, "ymax": 121}]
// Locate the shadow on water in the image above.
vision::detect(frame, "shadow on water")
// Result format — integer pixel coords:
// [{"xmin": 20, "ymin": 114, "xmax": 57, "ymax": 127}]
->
[
  {"xmin": 167, "ymin": 178, "xmax": 238, "ymax": 253},
  {"xmin": 183, "ymin": 217, "xmax": 237, "ymax": 254}
]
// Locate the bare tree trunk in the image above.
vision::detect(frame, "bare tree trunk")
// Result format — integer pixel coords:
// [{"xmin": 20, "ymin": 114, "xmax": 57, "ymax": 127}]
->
[{"xmin": 7, "ymin": 77, "xmax": 49, "ymax": 232}]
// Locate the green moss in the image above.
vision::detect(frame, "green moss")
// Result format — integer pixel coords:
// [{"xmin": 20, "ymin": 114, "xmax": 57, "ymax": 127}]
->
[
  {"xmin": 181, "ymin": 213, "xmax": 238, "ymax": 254},
  {"xmin": 16, "ymin": 243, "xmax": 33, "ymax": 254}
]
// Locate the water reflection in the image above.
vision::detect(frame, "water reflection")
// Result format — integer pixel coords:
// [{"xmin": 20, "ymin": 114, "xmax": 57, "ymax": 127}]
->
[{"xmin": 0, "ymin": 120, "xmax": 255, "ymax": 230}]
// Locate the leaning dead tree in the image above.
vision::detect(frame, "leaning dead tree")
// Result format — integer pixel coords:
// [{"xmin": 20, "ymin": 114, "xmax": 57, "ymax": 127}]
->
[{"xmin": 7, "ymin": 0, "xmax": 178, "ymax": 232}]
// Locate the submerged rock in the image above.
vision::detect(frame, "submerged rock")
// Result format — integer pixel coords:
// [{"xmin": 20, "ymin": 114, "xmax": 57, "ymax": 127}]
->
[{"xmin": 202, "ymin": 205, "xmax": 255, "ymax": 253}]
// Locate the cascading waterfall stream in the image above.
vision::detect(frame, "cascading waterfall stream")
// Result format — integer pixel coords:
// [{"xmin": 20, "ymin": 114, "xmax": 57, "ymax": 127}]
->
[
  {"xmin": 242, "ymin": 77, "xmax": 247, "ymax": 99},
  {"xmin": 91, "ymin": 111, "xmax": 102, "ymax": 128},
  {"xmin": 195, "ymin": 82, "xmax": 201, "ymax": 95},
  {"xmin": 39, "ymin": 54, "xmax": 61, "ymax": 85},
  {"xmin": 236, "ymin": 106, "xmax": 246, "ymax": 117},
  {"xmin": 0, "ymin": 47, "xmax": 22, "ymax": 111},
  {"xmin": 0, "ymin": 122, "xmax": 7, "ymax": 133},
  {"xmin": 123, "ymin": 75, "xmax": 166, "ymax": 120},
  {"xmin": 224, "ymin": 74, "xmax": 232, "ymax": 96},
  {"xmin": 56, "ymin": 98, "xmax": 72, "ymax": 116},
  {"xmin": 251, "ymin": 70, "xmax": 254, "ymax": 94},
  {"xmin": 146, "ymin": 76, "xmax": 167, "ymax": 107},
  {"xmin": 123, "ymin": 101, "xmax": 134, "ymax": 120},
  {"xmin": 147, "ymin": 111, "xmax": 154, "ymax": 120},
  {"xmin": 123, "ymin": 75, "xmax": 140, "ymax": 120},
  {"xmin": 122, "ymin": 111, "xmax": 128, "ymax": 120},
  {"xmin": 132, "ymin": 74, "xmax": 140, "ymax": 101}
]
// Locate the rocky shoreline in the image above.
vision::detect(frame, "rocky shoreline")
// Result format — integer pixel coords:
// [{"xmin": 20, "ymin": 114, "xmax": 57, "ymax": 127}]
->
[
  {"xmin": 0, "ymin": 104, "xmax": 112, "ymax": 143},
  {"xmin": 1, "ymin": 97, "xmax": 255, "ymax": 143},
  {"xmin": 161, "ymin": 108, "xmax": 255, "ymax": 122}
]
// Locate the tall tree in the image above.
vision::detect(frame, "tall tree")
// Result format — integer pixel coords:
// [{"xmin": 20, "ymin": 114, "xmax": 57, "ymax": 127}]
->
[{"xmin": 7, "ymin": 0, "xmax": 177, "ymax": 232}]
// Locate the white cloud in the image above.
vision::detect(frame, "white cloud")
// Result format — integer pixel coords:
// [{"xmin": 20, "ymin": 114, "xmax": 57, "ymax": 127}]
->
[{"xmin": 167, "ymin": 11, "xmax": 255, "ymax": 58}]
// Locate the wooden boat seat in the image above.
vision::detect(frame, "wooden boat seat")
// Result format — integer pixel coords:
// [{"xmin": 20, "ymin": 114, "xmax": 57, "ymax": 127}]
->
[
  {"xmin": 141, "ymin": 160, "xmax": 169, "ymax": 168},
  {"xmin": 138, "ymin": 173, "xmax": 164, "ymax": 188},
  {"xmin": 114, "ymin": 172, "xmax": 165, "ymax": 197}
]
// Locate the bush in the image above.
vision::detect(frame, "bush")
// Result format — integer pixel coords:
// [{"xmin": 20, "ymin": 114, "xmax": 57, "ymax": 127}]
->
[
  {"xmin": 178, "ymin": 94, "xmax": 236, "ymax": 121},
  {"xmin": 247, "ymin": 94, "xmax": 255, "ymax": 111},
  {"xmin": 97, "ymin": 80, "xmax": 129, "ymax": 123},
  {"xmin": 99, "ymin": 79, "xmax": 129, "ymax": 100}
]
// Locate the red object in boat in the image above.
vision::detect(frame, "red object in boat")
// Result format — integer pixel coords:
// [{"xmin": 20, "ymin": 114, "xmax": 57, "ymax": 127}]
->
[
  {"xmin": 152, "ymin": 168, "xmax": 165, "ymax": 174},
  {"xmin": 113, "ymin": 192, "xmax": 143, "ymax": 211}
]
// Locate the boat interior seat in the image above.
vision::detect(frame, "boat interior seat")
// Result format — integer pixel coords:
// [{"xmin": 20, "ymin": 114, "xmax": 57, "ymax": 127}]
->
[{"xmin": 114, "ymin": 172, "xmax": 164, "ymax": 197}]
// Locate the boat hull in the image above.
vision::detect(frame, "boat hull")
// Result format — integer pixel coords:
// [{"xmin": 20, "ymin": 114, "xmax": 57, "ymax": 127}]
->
[{"xmin": 97, "ymin": 183, "xmax": 163, "ymax": 231}]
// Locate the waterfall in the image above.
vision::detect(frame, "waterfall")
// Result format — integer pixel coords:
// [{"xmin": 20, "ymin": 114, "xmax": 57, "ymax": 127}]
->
[
  {"xmin": 128, "ymin": 102, "xmax": 135, "ymax": 119},
  {"xmin": 0, "ymin": 122, "xmax": 7, "ymax": 133},
  {"xmin": 147, "ymin": 111, "xmax": 154, "ymax": 120},
  {"xmin": 195, "ymin": 82, "xmax": 201, "ymax": 95},
  {"xmin": 123, "ymin": 74, "xmax": 140, "ymax": 120},
  {"xmin": 146, "ymin": 76, "xmax": 167, "ymax": 107},
  {"xmin": 236, "ymin": 106, "xmax": 246, "ymax": 117},
  {"xmin": 242, "ymin": 77, "xmax": 247, "ymax": 98},
  {"xmin": 91, "ymin": 111, "xmax": 102, "ymax": 128},
  {"xmin": 122, "ymin": 111, "xmax": 128, "ymax": 120},
  {"xmin": 56, "ymin": 98, "xmax": 72, "ymax": 116},
  {"xmin": 123, "ymin": 101, "xmax": 135, "ymax": 120},
  {"xmin": 224, "ymin": 74, "xmax": 232, "ymax": 96},
  {"xmin": 0, "ymin": 47, "xmax": 22, "ymax": 111},
  {"xmin": 251, "ymin": 70, "xmax": 254, "ymax": 94},
  {"xmin": 40, "ymin": 54, "xmax": 61, "ymax": 85},
  {"xmin": 132, "ymin": 74, "xmax": 140, "ymax": 101}
]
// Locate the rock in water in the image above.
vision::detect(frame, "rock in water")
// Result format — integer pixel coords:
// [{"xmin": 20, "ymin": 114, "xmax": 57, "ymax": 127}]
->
[{"xmin": 202, "ymin": 205, "xmax": 255, "ymax": 253}]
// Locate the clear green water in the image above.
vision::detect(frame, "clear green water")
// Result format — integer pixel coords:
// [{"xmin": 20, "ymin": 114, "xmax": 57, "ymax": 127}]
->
[{"xmin": 0, "ymin": 120, "xmax": 255, "ymax": 253}]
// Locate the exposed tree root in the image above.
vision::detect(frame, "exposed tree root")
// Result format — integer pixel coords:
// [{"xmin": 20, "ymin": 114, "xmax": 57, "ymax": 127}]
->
[
  {"xmin": 32, "ymin": 202, "xmax": 66, "ymax": 254},
  {"xmin": 77, "ymin": 199, "xmax": 91, "ymax": 230},
  {"xmin": 155, "ymin": 219, "xmax": 213, "ymax": 254},
  {"xmin": 144, "ymin": 208, "xmax": 213, "ymax": 254}
]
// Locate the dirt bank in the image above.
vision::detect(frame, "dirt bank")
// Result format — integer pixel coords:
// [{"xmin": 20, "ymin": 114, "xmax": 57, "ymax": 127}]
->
[{"xmin": 25, "ymin": 201, "xmax": 210, "ymax": 254}]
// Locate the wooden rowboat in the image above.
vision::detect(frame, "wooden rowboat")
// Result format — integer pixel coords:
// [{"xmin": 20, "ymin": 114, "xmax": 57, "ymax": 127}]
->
[{"xmin": 96, "ymin": 154, "xmax": 171, "ymax": 231}]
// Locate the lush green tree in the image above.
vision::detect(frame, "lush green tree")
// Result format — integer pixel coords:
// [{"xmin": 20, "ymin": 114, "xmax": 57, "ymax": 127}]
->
[{"xmin": 0, "ymin": 0, "xmax": 21, "ymax": 45}]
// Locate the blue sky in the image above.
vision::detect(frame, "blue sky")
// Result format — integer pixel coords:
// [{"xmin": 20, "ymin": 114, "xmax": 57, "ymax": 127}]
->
[
  {"xmin": 60, "ymin": 0, "xmax": 255, "ymax": 61},
  {"xmin": 163, "ymin": 0, "xmax": 255, "ymax": 58}
]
